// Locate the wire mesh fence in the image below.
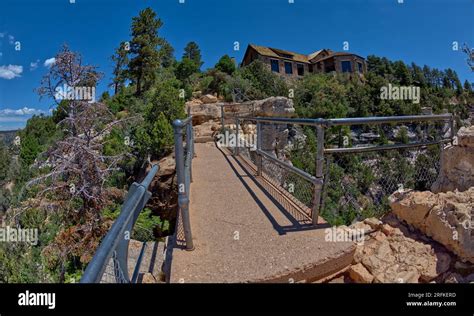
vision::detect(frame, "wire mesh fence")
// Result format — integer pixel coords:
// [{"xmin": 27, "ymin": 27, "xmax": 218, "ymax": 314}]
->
[
  {"xmin": 318, "ymin": 117, "xmax": 452, "ymax": 225},
  {"xmin": 222, "ymin": 112, "xmax": 453, "ymax": 226},
  {"xmin": 321, "ymin": 145, "xmax": 442, "ymax": 225}
]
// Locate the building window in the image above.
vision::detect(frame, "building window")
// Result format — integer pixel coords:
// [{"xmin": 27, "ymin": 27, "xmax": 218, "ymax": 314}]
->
[
  {"xmin": 308, "ymin": 64, "xmax": 313, "ymax": 73},
  {"xmin": 270, "ymin": 59, "xmax": 280, "ymax": 73},
  {"xmin": 285, "ymin": 62, "xmax": 293, "ymax": 74},
  {"xmin": 297, "ymin": 64, "xmax": 304, "ymax": 76},
  {"xmin": 341, "ymin": 61, "xmax": 352, "ymax": 73},
  {"xmin": 358, "ymin": 62, "xmax": 364, "ymax": 73}
]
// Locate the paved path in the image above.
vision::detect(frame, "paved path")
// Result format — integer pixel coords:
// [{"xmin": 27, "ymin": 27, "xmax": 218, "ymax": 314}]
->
[{"xmin": 167, "ymin": 142, "xmax": 355, "ymax": 283}]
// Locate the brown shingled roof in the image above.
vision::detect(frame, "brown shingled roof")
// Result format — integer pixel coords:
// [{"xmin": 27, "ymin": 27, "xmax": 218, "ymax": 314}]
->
[
  {"xmin": 247, "ymin": 44, "xmax": 365, "ymax": 64},
  {"xmin": 249, "ymin": 44, "xmax": 310, "ymax": 63}
]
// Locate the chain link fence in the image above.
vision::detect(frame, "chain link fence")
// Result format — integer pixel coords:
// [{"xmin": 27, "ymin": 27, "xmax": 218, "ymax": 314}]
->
[{"xmin": 221, "ymin": 111, "xmax": 453, "ymax": 226}]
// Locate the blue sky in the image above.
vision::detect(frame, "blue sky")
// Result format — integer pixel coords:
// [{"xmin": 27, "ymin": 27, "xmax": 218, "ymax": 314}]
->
[{"xmin": 0, "ymin": 0, "xmax": 472, "ymax": 130}]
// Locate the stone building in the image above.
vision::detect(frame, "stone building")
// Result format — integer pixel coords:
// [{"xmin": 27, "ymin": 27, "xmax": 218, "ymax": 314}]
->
[{"xmin": 241, "ymin": 44, "xmax": 366, "ymax": 78}]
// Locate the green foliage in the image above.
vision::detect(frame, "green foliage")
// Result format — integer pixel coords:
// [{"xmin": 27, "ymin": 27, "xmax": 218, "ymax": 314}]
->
[
  {"xmin": 18, "ymin": 115, "xmax": 57, "ymax": 166},
  {"xmin": 111, "ymin": 41, "xmax": 130, "ymax": 94},
  {"xmin": 182, "ymin": 41, "xmax": 203, "ymax": 69},
  {"xmin": 238, "ymin": 60, "xmax": 288, "ymax": 98},
  {"xmin": 294, "ymin": 74, "xmax": 348, "ymax": 119},
  {"xmin": 176, "ymin": 57, "xmax": 200, "ymax": 83},
  {"xmin": 215, "ymin": 54, "xmax": 236, "ymax": 75},
  {"xmin": 128, "ymin": 7, "xmax": 165, "ymax": 95}
]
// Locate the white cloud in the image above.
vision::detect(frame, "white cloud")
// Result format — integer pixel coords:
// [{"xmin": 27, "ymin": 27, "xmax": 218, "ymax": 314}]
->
[
  {"xmin": 44, "ymin": 57, "xmax": 56, "ymax": 68},
  {"xmin": 0, "ymin": 107, "xmax": 45, "ymax": 116},
  {"xmin": 0, "ymin": 64, "xmax": 23, "ymax": 79},
  {"xmin": 30, "ymin": 59, "xmax": 40, "ymax": 71}
]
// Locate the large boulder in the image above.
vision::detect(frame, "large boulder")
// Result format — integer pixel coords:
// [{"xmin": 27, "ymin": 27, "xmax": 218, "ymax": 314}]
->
[
  {"xmin": 200, "ymin": 94, "xmax": 218, "ymax": 104},
  {"xmin": 253, "ymin": 97, "xmax": 295, "ymax": 117},
  {"xmin": 389, "ymin": 188, "xmax": 474, "ymax": 263},
  {"xmin": 187, "ymin": 101, "xmax": 222, "ymax": 125},
  {"xmin": 431, "ymin": 126, "xmax": 474, "ymax": 193}
]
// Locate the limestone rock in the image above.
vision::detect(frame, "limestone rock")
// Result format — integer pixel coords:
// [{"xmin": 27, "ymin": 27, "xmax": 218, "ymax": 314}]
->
[
  {"xmin": 187, "ymin": 102, "xmax": 221, "ymax": 125},
  {"xmin": 390, "ymin": 188, "xmax": 474, "ymax": 263},
  {"xmin": 348, "ymin": 263, "xmax": 374, "ymax": 283},
  {"xmin": 431, "ymin": 126, "xmax": 474, "ymax": 193},
  {"xmin": 364, "ymin": 217, "xmax": 383, "ymax": 230},
  {"xmin": 253, "ymin": 97, "xmax": 295, "ymax": 118},
  {"xmin": 458, "ymin": 125, "xmax": 474, "ymax": 147},
  {"xmin": 200, "ymin": 94, "xmax": 218, "ymax": 104}
]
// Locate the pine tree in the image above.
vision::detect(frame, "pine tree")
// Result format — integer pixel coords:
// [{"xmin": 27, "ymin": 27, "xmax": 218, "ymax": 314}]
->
[
  {"xmin": 159, "ymin": 40, "xmax": 175, "ymax": 68},
  {"xmin": 464, "ymin": 80, "xmax": 472, "ymax": 93},
  {"xmin": 128, "ymin": 7, "xmax": 163, "ymax": 95},
  {"xmin": 183, "ymin": 41, "xmax": 203, "ymax": 69},
  {"xmin": 111, "ymin": 41, "xmax": 129, "ymax": 95},
  {"xmin": 215, "ymin": 55, "xmax": 236, "ymax": 75}
]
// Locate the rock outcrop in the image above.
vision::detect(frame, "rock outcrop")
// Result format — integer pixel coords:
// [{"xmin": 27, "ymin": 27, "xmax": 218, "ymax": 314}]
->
[
  {"xmin": 252, "ymin": 97, "xmax": 295, "ymax": 118},
  {"xmin": 334, "ymin": 216, "xmax": 456, "ymax": 283},
  {"xmin": 389, "ymin": 188, "xmax": 474, "ymax": 263},
  {"xmin": 431, "ymin": 125, "xmax": 474, "ymax": 193},
  {"xmin": 186, "ymin": 96, "xmax": 296, "ymax": 127}
]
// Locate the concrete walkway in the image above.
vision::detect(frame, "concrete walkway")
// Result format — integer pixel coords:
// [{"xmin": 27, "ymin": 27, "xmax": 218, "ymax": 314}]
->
[{"xmin": 166, "ymin": 142, "xmax": 355, "ymax": 283}]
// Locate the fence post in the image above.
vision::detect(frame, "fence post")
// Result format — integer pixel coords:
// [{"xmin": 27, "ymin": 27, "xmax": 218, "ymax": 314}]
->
[
  {"xmin": 173, "ymin": 119, "xmax": 194, "ymax": 251},
  {"xmin": 234, "ymin": 117, "xmax": 240, "ymax": 156},
  {"xmin": 186, "ymin": 122, "xmax": 193, "ymax": 183},
  {"xmin": 220, "ymin": 104, "xmax": 225, "ymax": 131},
  {"xmin": 312, "ymin": 125, "xmax": 325, "ymax": 226},
  {"xmin": 257, "ymin": 121, "xmax": 262, "ymax": 176}
]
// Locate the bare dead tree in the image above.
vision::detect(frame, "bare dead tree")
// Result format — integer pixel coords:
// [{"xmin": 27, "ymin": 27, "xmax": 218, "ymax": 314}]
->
[
  {"xmin": 25, "ymin": 46, "xmax": 133, "ymax": 275},
  {"xmin": 462, "ymin": 43, "xmax": 474, "ymax": 72}
]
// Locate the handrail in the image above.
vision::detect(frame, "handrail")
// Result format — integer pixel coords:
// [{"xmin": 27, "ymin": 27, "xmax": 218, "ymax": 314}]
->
[
  {"xmin": 239, "ymin": 113, "xmax": 453, "ymax": 127},
  {"xmin": 229, "ymin": 113, "xmax": 454, "ymax": 226},
  {"xmin": 80, "ymin": 164, "xmax": 159, "ymax": 283},
  {"xmin": 325, "ymin": 114, "xmax": 453, "ymax": 126},
  {"xmin": 173, "ymin": 115, "xmax": 195, "ymax": 251}
]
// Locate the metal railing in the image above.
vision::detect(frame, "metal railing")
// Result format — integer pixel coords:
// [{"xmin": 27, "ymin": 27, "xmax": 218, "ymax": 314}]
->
[
  {"xmin": 80, "ymin": 165, "xmax": 159, "ymax": 283},
  {"xmin": 172, "ymin": 115, "xmax": 195, "ymax": 251},
  {"xmin": 225, "ymin": 113, "xmax": 454, "ymax": 226}
]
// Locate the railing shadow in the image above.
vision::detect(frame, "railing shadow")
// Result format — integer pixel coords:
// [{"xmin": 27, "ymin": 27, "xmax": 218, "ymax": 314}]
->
[{"xmin": 216, "ymin": 144, "xmax": 330, "ymax": 234}]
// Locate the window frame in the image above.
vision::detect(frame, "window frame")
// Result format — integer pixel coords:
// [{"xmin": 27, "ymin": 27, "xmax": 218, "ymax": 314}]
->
[
  {"xmin": 297, "ymin": 63, "xmax": 305, "ymax": 76},
  {"xmin": 341, "ymin": 60, "xmax": 352, "ymax": 73},
  {"xmin": 270, "ymin": 59, "xmax": 280, "ymax": 73},
  {"xmin": 284, "ymin": 61, "xmax": 293, "ymax": 75}
]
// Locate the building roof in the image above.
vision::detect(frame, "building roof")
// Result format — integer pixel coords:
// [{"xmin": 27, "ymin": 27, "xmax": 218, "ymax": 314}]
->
[
  {"xmin": 248, "ymin": 44, "xmax": 311, "ymax": 63},
  {"xmin": 247, "ymin": 44, "xmax": 364, "ymax": 65}
]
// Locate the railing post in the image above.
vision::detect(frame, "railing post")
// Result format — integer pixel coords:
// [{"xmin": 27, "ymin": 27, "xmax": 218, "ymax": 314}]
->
[
  {"xmin": 234, "ymin": 117, "xmax": 240, "ymax": 156},
  {"xmin": 220, "ymin": 104, "xmax": 225, "ymax": 131},
  {"xmin": 312, "ymin": 125, "xmax": 325, "ymax": 226},
  {"xmin": 257, "ymin": 121, "xmax": 262, "ymax": 176},
  {"xmin": 173, "ymin": 119, "xmax": 194, "ymax": 251},
  {"xmin": 186, "ymin": 121, "xmax": 193, "ymax": 183}
]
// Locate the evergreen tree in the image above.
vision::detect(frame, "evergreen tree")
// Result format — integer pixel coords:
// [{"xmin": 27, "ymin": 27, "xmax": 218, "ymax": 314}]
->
[
  {"xmin": 464, "ymin": 80, "xmax": 472, "ymax": 93},
  {"xmin": 128, "ymin": 7, "xmax": 163, "ymax": 95},
  {"xmin": 215, "ymin": 55, "xmax": 236, "ymax": 75},
  {"xmin": 111, "ymin": 41, "xmax": 129, "ymax": 95},
  {"xmin": 392, "ymin": 61, "xmax": 412, "ymax": 85},
  {"xmin": 159, "ymin": 40, "xmax": 175, "ymax": 68},
  {"xmin": 182, "ymin": 41, "xmax": 203, "ymax": 69}
]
